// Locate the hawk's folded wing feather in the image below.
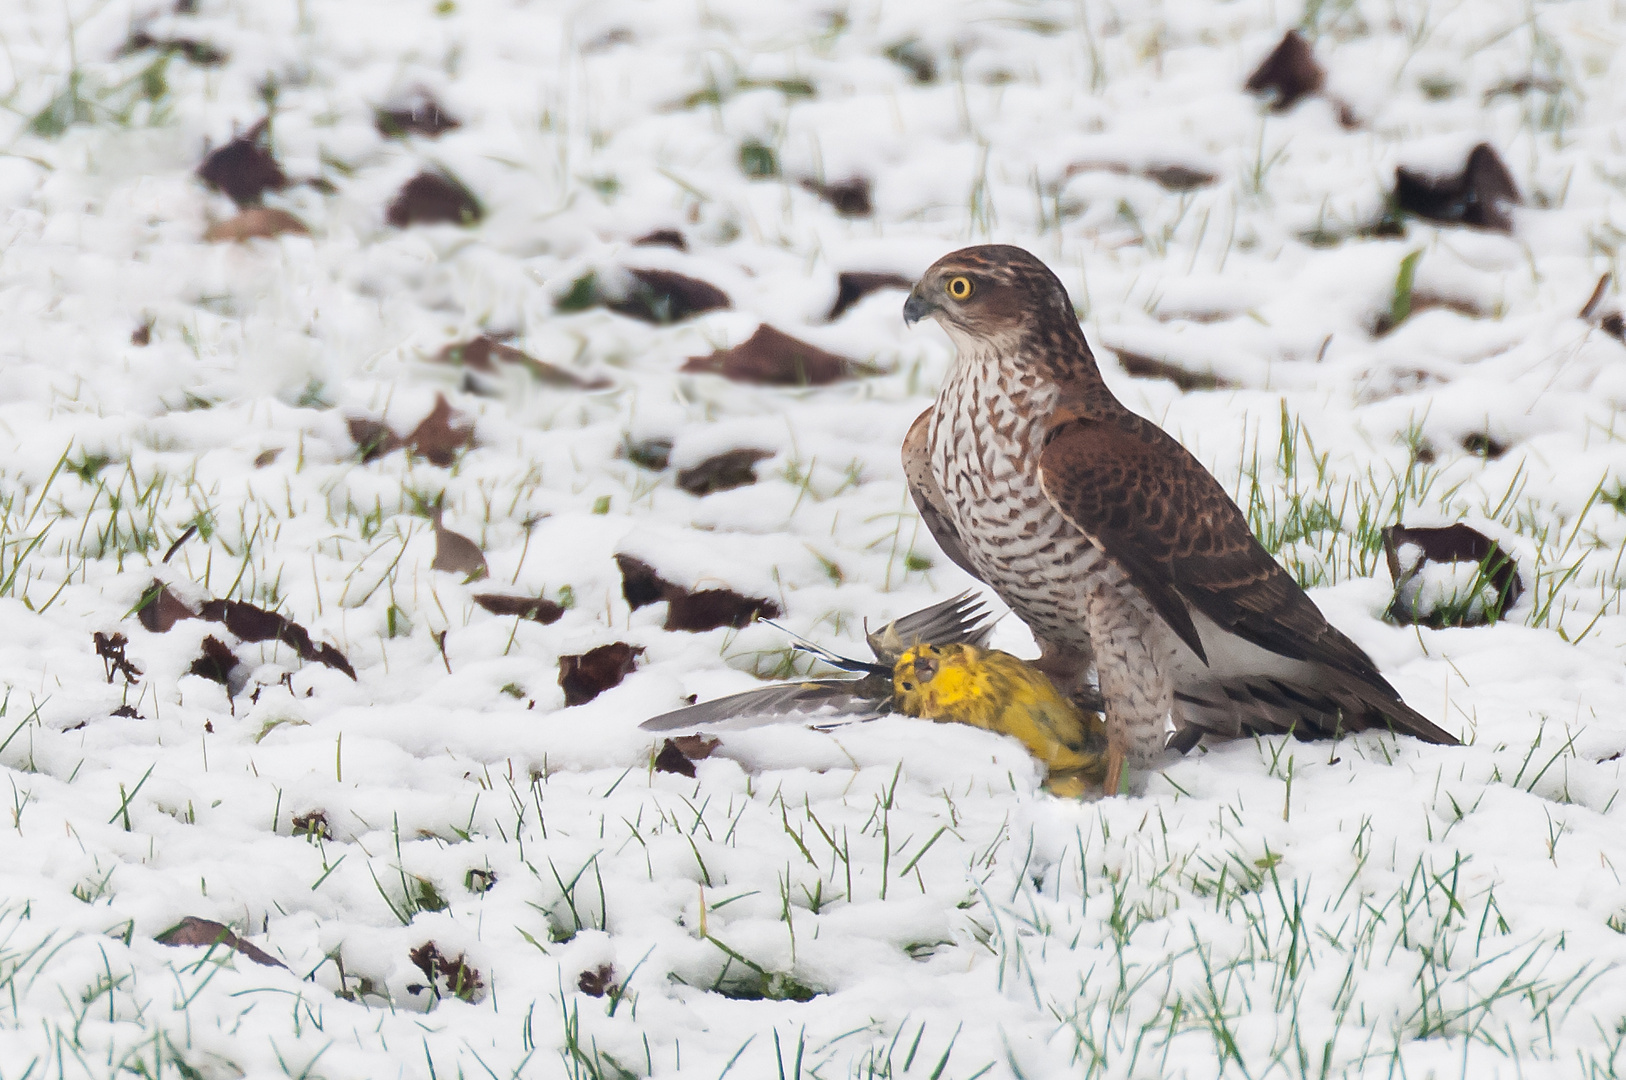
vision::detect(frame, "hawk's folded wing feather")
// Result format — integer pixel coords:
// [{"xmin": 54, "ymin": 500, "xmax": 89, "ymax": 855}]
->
[{"xmin": 1037, "ymin": 407, "xmax": 1431, "ymax": 696}]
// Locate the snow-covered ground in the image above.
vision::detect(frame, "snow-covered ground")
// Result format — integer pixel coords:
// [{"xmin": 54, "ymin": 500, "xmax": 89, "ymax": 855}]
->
[{"xmin": 3, "ymin": 0, "xmax": 1626, "ymax": 1075}]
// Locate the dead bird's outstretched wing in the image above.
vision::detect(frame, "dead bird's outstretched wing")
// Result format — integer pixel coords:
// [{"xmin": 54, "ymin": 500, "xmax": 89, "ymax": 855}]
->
[
  {"xmin": 640, "ymin": 592, "xmax": 999, "ymax": 733},
  {"xmin": 866, "ymin": 591, "xmax": 998, "ymax": 664},
  {"xmin": 639, "ymin": 677, "xmax": 890, "ymax": 732}
]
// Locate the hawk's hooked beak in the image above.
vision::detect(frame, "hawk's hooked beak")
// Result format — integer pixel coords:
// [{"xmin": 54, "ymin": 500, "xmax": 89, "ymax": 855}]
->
[{"xmin": 902, "ymin": 290, "xmax": 933, "ymax": 327}]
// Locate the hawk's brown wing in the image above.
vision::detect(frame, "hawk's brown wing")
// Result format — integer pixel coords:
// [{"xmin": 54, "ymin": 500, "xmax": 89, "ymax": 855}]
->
[
  {"xmin": 902, "ymin": 407, "xmax": 987, "ymax": 583},
  {"xmin": 1038, "ymin": 406, "xmax": 1455, "ymax": 742}
]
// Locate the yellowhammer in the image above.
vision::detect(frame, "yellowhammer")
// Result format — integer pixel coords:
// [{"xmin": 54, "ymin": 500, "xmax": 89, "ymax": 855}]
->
[
  {"xmin": 641, "ymin": 593, "xmax": 1111, "ymax": 796},
  {"xmin": 891, "ymin": 642, "xmax": 1108, "ymax": 797}
]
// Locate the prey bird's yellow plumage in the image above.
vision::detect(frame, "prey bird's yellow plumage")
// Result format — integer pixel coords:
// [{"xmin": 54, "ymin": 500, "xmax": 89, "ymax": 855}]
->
[
  {"xmin": 639, "ymin": 593, "xmax": 1113, "ymax": 796},
  {"xmin": 892, "ymin": 643, "xmax": 1109, "ymax": 797}
]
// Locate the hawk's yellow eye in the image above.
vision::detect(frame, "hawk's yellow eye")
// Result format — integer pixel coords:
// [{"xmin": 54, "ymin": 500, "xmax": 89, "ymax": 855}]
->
[{"xmin": 944, "ymin": 276, "xmax": 974, "ymax": 301}]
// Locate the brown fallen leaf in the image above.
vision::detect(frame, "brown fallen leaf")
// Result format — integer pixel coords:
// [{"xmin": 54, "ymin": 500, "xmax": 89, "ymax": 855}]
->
[
  {"xmin": 885, "ymin": 38, "xmax": 936, "ymax": 83},
  {"xmin": 135, "ymin": 580, "xmax": 355, "ymax": 679},
  {"xmin": 829, "ymin": 271, "xmax": 913, "ymax": 321},
  {"xmin": 633, "ymin": 228, "xmax": 687, "ymax": 251},
  {"xmin": 1392, "ymin": 143, "xmax": 1521, "ymax": 233},
  {"xmin": 1245, "ymin": 30, "xmax": 1324, "ymax": 111},
  {"xmin": 1370, "ymin": 292, "xmax": 1487, "ymax": 337},
  {"xmin": 1062, "ymin": 160, "xmax": 1216, "ymax": 192},
  {"xmin": 197, "ymin": 120, "xmax": 285, "ymax": 205},
  {"xmin": 1460, "ymin": 433, "xmax": 1508, "ymax": 460},
  {"xmin": 131, "ymin": 321, "xmax": 152, "ymax": 346},
  {"xmin": 558, "ymin": 643, "xmax": 643, "ymax": 706},
  {"xmin": 606, "ymin": 268, "xmax": 731, "ymax": 324},
  {"xmin": 196, "ymin": 599, "xmax": 357, "ymax": 679},
  {"xmin": 615, "ymin": 555, "xmax": 672, "ymax": 609},
  {"xmin": 136, "ymin": 581, "xmax": 197, "ymax": 633},
  {"xmin": 801, "ymin": 176, "xmax": 872, "ymax": 217},
  {"xmin": 654, "ymin": 738, "xmax": 697, "ymax": 777},
  {"xmin": 346, "ymin": 417, "xmax": 405, "ymax": 462},
  {"xmin": 291, "ymin": 810, "xmax": 332, "ymax": 839},
  {"xmin": 683, "ymin": 324, "xmax": 873, "ymax": 386},
  {"xmin": 1382, "ymin": 524, "xmax": 1523, "ymax": 628},
  {"xmin": 375, "ymin": 92, "xmax": 461, "ymax": 138},
  {"xmin": 612, "ymin": 555, "xmax": 781, "ymax": 631},
  {"xmin": 473, "ymin": 594, "xmax": 564, "ymax": 624},
  {"xmin": 1106, "ymin": 347, "xmax": 1234, "ymax": 392},
  {"xmin": 431, "ymin": 508, "xmax": 488, "ymax": 580},
  {"xmin": 387, "ymin": 170, "xmax": 482, "ymax": 228},
  {"xmin": 93, "ymin": 632, "xmax": 141, "ymax": 684},
  {"xmin": 672, "ymin": 735, "xmax": 719, "ymax": 760},
  {"xmin": 436, "ymin": 336, "xmax": 611, "ymax": 389},
  {"xmin": 189, "ymin": 636, "xmax": 240, "ymax": 685},
  {"xmin": 433, "ymin": 335, "xmax": 503, "ymax": 372},
  {"xmin": 577, "ymin": 964, "xmax": 617, "ymax": 997},
  {"xmin": 204, "ymin": 207, "xmax": 310, "ymax": 243},
  {"xmin": 1483, "ymin": 75, "xmax": 1565, "ymax": 104},
  {"xmin": 407, "ymin": 942, "xmax": 482, "ymax": 1002},
  {"xmin": 1141, "ymin": 164, "xmax": 1217, "ymax": 191},
  {"xmin": 623, "ymin": 437, "xmax": 673, "ymax": 471},
  {"xmin": 157, "ymin": 917, "xmax": 286, "ymax": 968},
  {"xmin": 666, "ymin": 590, "xmax": 780, "ymax": 632},
  {"xmin": 406, "ymin": 393, "xmax": 475, "ymax": 467},
  {"xmin": 1353, "ymin": 367, "xmax": 1449, "ymax": 406},
  {"xmin": 121, "ymin": 29, "xmax": 226, "ymax": 65},
  {"xmin": 676, "ymin": 449, "xmax": 774, "ymax": 495}
]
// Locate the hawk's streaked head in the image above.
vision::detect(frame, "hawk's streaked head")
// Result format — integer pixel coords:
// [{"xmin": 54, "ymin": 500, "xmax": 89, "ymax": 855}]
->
[{"xmin": 903, "ymin": 244, "xmax": 1080, "ymax": 352}]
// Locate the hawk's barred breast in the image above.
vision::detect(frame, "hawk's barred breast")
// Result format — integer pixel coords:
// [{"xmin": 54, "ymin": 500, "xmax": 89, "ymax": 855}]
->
[{"xmin": 926, "ymin": 344, "xmax": 1112, "ymax": 647}]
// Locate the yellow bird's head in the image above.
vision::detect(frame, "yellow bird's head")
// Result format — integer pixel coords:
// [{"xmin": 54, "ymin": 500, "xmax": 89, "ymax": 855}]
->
[{"xmin": 893, "ymin": 643, "xmax": 1003, "ymax": 729}]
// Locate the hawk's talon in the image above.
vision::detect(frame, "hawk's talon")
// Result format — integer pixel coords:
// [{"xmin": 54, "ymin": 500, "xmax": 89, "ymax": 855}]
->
[{"xmin": 1103, "ymin": 748, "xmax": 1126, "ymax": 797}]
